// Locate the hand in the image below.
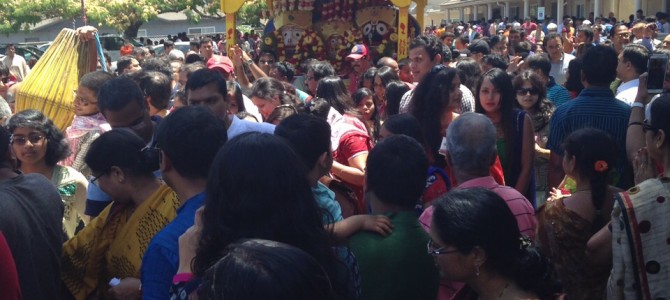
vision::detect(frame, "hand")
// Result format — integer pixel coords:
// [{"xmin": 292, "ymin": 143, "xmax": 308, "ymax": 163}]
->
[
  {"xmin": 178, "ymin": 206, "xmax": 204, "ymax": 274},
  {"xmin": 76, "ymin": 26, "xmax": 98, "ymax": 42},
  {"xmin": 635, "ymin": 72, "xmax": 651, "ymax": 103},
  {"xmin": 633, "ymin": 147, "xmax": 656, "ymax": 185},
  {"xmin": 229, "ymin": 45, "xmax": 244, "ymax": 67},
  {"xmin": 547, "ymin": 187, "xmax": 569, "ymax": 202},
  {"xmin": 506, "ymin": 56, "xmax": 523, "ymax": 73},
  {"xmin": 107, "ymin": 277, "xmax": 141, "ymax": 300},
  {"xmin": 361, "ymin": 215, "xmax": 393, "ymax": 236}
]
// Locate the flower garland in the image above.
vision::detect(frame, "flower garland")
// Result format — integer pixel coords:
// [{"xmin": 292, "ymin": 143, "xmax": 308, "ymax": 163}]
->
[
  {"xmin": 321, "ymin": 0, "xmax": 355, "ymax": 22},
  {"xmin": 290, "ymin": 29, "xmax": 326, "ymax": 65},
  {"xmin": 332, "ymin": 28, "xmax": 362, "ymax": 70}
]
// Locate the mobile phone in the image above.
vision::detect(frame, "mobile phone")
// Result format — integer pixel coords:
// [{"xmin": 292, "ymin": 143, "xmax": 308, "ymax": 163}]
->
[{"xmin": 647, "ymin": 53, "xmax": 669, "ymax": 94}]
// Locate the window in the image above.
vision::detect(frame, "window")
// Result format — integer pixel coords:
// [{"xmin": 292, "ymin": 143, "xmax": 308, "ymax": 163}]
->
[
  {"xmin": 530, "ymin": 4, "xmax": 538, "ymax": 19},
  {"xmin": 576, "ymin": 4, "xmax": 584, "ymax": 18},
  {"xmin": 188, "ymin": 27, "xmax": 216, "ymax": 35},
  {"xmin": 137, "ymin": 29, "xmax": 147, "ymax": 37}
]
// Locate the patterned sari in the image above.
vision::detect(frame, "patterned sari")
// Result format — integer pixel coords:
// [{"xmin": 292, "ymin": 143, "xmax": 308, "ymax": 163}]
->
[
  {"xmin": 536, "ymin": 198, "xmax": 611, "ymax": 299},
  {"xmin": 608, "ymin": 177, "xmax": 670, "ymax": 300},
  {"xmin": 61, "ymin": 184, "xmax": 180, "ymax": 300}
]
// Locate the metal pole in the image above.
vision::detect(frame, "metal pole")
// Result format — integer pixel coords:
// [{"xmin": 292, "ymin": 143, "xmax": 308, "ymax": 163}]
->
[{"xmin": 81, "ymin": 0, "xmax": 88, "ymax": 26}]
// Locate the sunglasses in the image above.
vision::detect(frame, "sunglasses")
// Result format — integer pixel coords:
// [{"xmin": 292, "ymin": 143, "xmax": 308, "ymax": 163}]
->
[
  {"xmin": 10, "ymin": 133, "xmax": 45, "ymax": 146},
  {"xmin": 516, "ymin": 88, "xmax": 539, "ymax": 96}
]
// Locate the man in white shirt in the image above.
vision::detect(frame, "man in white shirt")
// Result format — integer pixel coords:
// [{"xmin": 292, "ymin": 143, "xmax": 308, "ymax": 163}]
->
[
  {"xmin": 545, "ymin": 33, "xmax": 575, "ymax": 85},
  {"xmin": 2, "ymin": 44, "xmax": 30, "ymax": 82},
  {"xmin": 615, "ymin": 44, "xmax": 649, "ymax": 105}
]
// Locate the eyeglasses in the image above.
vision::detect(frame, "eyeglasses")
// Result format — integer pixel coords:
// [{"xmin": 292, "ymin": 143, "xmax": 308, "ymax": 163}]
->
[
  {"xmin": 10, "ymin": 133, "xmax": 45, "ymax": 146},
  {"xmin": 643, "ymin": 119, "xmax": 658, "ymax": 132},
  {"xmin": 73, "ymin": 90, "xmax": 97, "ymax": 106},
  {"xmin": 427, "ymin": 239, "xmax": 460, "ymax": 256},
  {"xmin": 91, "ymin": 171, "xmax": 108, "ymax": 184},
  {"xmin": 516, "ymin": 88, "xmax": 539, "ymax": 96}
]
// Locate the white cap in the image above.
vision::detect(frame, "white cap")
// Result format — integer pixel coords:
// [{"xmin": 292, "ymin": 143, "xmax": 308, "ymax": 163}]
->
[
  {"xmin": 168, "ymin": 49, "xmax": 185, "ymax": 61},
  {"xmin": 582, "ymin": 20, "xmax": 592, "ymax": 25}
]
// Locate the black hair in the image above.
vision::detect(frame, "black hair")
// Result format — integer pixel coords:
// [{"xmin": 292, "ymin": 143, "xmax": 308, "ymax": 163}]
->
[
  {"xmin": 410, "ymin": 66, "xmax": 459, "ymax": 168},
  {"xmin": 307, "ymin": 61, "xmax": 336, "ymax": 82},
  {"xmin": 0, "ymin": 126, "xmax": 10, "ymax": 162},
  {"xmin": 359, "ymin": 67, "xmax": 377, "ymax": 89},
  {"xmin": 116, "ymin": 56, "xmax": 136, "ymax": 75},
  {"xmin": 382, "ymin": 114, "xmax": 425, "ymax": 145},
  {"xmin": 189, "ymin": 40, "xmax": 200, "ymax": 49},
  {"xmin": 194, "ymin": 133, "xmax": 349, "ymax": 297},
  {"xmin": 475, "ymin": 68, "xmax": 518, "ymax": 178},
  {"xmin": 164, "ymin": 40, "xmax": 174, "ymax": 48},
  {"xmin": 621, "ymin": 44, "xmax": 650, "ymax": 75},
  {"xmin": 185, "ymin": 54, "xmax": 205, "ymax": 64},
  {"xmin": 468, "ymin": 39, "xmax": 490, "ymax": 55},
  {"xmin": 385, "ymin": 81, "xmax": 410, "ymax": 116},
  {"xmin": 7, "ymin": 110, "xmax": 71, "ymax": 167},
  {"xmin": 456, "ymin": 58, "xmax": 482, "ymax": 93},
  {"xmin": 352, "ymin": 87, "xmax": 380, "ymax": 141},
  {"xmin": 275, "ymin": 114, "xmax": 331, "ymax": 171},
  {"xmin": 265, "ymin": 104, "xmax": 299, "ymax": 125},
  {"xmin": 562, "ymin": 128, "xmax": 617, "ymax": 229},
  {"xmin": 576, "ymin": 25, "xmax": 594, "ymax": 42},
  {"xmin": 235, "ymin": 111, "xmax": 258, "ymax": 122},
  {"xmin": 565, "ymin": 58, "xmax": 585, "ymax": 94},
  {"xmin": 155, "ymin": 106, "xmax": 227, "ymax": 179},
  {"xmin": 375, "ymin": 66, "xmax": 399, "ymax": 88},
  {"xmin": 225, "ymin": 80, "xmax": 245, "ymax": 113},
  {"xmin": 250, "ymin": 77, "xmax": 298, "ymax": 107},
  {"xmin": 512, "ymin": 71, "xmax": 554, "ymax": 132},
  {"xmin": 79, "ymin": 71, "xmax": 114, "ymax": 95},
  {"xmin": 132, "ymin": 71, "xmax": 171, "ymax": 110},
  {"xmin": 525, "ymin": 55, "xmax": 551, "ymax": 77},
  {"xmin": 582, "ymin": 45, "xmax": 618, "ymax": 86},
  {"xmin": 398, "ymin": 58, "xmax": 410, "ymax": 69},
  {"xmin": 142, "ymin": 57, "xmax": 173, "ymax": 79},
  {"xmin": 173, "ymin": 91, "xmax": 187, "ymax": 107},
  {"xmin": 315, "ymin": 76, "xmax": 359, "ymax": 116},
  {"xmin": 432, "ymin": 188, "xmax": 558, "ymax": 298},
  {"xmin": 200, "ymin": 37, "xmax": 213, "ymax": 45},
  {"xmin": 98, "ymin": 77, "xmax": 147, "ymax": 113},
  {"xmin": 272, "ymin": 61, "xmax": 296, "ymax": 82},
  {"xmin": 306, "ymin": 98, "xmax": 332, "ymax": 120},
  {"xmin": 0, "ymin": 62, "xmax": 9, "ymax": 77},
  {"xmin": 542, "ymin": 32, "xmax": 563, "ymax": 53},
  {"xmin": 409, "ymin": 35, "xmax": 443, "ymax": 61},
  {"xmin": 442, "ymin": 45, "xmax": 453, "ymax": 63},
  {"xmin": 366, "ymin": 135, "xmax": 428, "ymax": 208},
  {"xmin": 84, "ymin": 129, "xmax": 156, "ymax": 177},
  {"xmin": 482, "ymin": 55, "xmax": 508, "ymax": 70},
  {"xmin": 185, "ymin": 69, "xmax": 227, "ymax": 100},
  {"xmin": 198, "ymin": 239, "xmax": 337, "ymax": 300}
]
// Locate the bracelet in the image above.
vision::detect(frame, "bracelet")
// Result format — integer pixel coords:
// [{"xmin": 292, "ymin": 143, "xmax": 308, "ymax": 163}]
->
[
  {"xmin": 632, "ymin": 102, "xmax": 645, "ymax": 109},
  {"xmin": 628, "ymin": 122, "xmax": 643, "ymax": 127},
  {"xmin": 173, "ymin": 273, "xmax": 195, "ymax": 284}
]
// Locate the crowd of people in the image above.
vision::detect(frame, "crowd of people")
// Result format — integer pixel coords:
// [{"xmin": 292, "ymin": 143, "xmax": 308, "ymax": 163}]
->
[{"xmin": 0, "ymin": 8, "xmax": 668, "ymax": 300}]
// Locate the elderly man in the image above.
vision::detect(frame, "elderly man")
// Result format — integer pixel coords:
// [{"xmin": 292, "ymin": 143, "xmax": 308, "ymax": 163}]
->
[
  {"xmin": 544, "ymin": 32, "xmax": 575, "ymax": 85},
  {"xmin": 419, "ymin": 112, "xmax": 537, "ymax": 238}
]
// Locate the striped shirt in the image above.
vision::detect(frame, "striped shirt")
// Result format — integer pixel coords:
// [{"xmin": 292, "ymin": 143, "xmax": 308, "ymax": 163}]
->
[
  {"xmin": 419, "ymin": 176, "xmax": 537, "ymax": 238},
  {"xmin": 547, "ymin": 87, "xmax": 631, "ymax": 184},
  {"xmin": 546, "ymin": 76, "xmax": 572, "ymax": 107}
]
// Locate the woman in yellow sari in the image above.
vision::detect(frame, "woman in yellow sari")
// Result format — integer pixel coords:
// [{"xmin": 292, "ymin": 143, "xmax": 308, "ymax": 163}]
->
[{"xmin": 61, "ymin": 129, "xmax": 179, "ymax": 300}]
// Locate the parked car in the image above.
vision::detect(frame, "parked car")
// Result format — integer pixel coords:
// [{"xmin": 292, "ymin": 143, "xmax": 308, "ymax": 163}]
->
[
  {"xmin": 0, "ymin": 45, "xmax": 45, "ymax": 62},
  {"xmin": 151, "ymin": 41, "xmax": 192, "ymax": 57},
  {"xmin": 98, "ymin": 34, "xmax": 144, "ymax": 62}
]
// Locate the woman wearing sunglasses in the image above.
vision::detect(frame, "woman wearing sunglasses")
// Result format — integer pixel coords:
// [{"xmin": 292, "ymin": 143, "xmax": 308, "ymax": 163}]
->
[
  {"xmin": 7, "ymin": 109, "xmax": 88, "ymax": 239},
  {"xmin": 513, "ymin": 70, "xmax": 555, "ymax": 206}
]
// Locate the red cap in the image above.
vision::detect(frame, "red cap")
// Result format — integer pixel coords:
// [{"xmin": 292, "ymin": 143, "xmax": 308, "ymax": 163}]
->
[
  {"xmin": 206, "ymin": 55, "xmax": 234, "ymax": 75},
  {"xmin": 346, "ymin": 44, "xmax": 368, "ymax": 60}
]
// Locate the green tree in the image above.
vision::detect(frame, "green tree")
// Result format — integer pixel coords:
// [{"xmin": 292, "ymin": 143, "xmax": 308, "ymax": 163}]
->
[
  {"xmin": 237, "ymin": 0, "xmax": 268, "ymax": 28},
  {"xmin": 0, "ymin": 0, "xmax": 229, "ymax": 37}
]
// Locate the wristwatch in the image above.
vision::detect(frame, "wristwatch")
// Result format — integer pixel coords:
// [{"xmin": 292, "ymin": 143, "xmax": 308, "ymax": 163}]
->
[
  {"xmin": 631, "ymin": 102, "xmax": 645, "ymax": 109},
  {"xmin": 243, "ymin": 59, "xmax": 254, "ymax": 67}
]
